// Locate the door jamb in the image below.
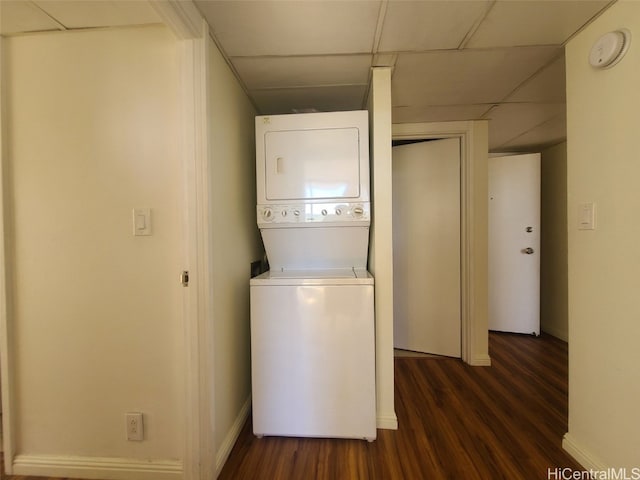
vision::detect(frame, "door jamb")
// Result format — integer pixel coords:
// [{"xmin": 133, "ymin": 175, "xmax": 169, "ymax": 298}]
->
[
  {"xmin": 392, "ymin": 121, "xmax": 490, "ymax": 366},
  {"xmin": 0, "ymin": 34, "xmax": 16, "ymax": 473}
]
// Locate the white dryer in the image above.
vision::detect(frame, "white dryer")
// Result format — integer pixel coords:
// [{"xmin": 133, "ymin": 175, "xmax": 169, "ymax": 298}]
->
[{"xmin": 250, "ymin": 110, "xmax": 376, "ymax": 441}]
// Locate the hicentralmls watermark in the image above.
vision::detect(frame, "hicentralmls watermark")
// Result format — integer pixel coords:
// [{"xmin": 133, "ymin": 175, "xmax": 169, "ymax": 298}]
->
[{"xmin": 548, "ymin": 467, "xmax": 640, "ymax": 480}]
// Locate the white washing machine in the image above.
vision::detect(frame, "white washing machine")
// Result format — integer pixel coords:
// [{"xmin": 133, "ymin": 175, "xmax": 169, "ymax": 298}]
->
[
  {"xmin": 251, "ymin": 268, "xmax": 375, "ymax": 440},
  {"xmin": 250, "ymin": 111, "xmax": 376, "ymax": 440}
]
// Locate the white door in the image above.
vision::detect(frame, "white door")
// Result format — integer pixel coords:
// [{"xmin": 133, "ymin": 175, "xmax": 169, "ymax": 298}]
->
[
  {"xmin": 392, "ymin": 138, "xmax": 461, "ymax": 357},
  {"xmin": 488, "ymin": 153, "xmax": 541, "ymax": 335}
]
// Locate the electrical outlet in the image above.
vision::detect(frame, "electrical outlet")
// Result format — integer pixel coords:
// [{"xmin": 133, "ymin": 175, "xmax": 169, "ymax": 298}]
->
[{"xmin": 126, "ymin": 412, "xmax": 144, "ymax": 441}]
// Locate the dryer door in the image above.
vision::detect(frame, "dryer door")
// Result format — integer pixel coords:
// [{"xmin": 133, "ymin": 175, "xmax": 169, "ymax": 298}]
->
[{"xmin": 264, "ymin": 127, "xmax": 361, "ymax": 201}]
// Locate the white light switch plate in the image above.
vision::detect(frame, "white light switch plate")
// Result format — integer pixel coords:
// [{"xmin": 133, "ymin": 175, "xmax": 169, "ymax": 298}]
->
[
  {"xmin": 578, "ymin": 203, "xmax": 595, "ymax": 230},
  {"xmin": 133, "ymin": 208, "xmax": 151, "ymax": 236}
]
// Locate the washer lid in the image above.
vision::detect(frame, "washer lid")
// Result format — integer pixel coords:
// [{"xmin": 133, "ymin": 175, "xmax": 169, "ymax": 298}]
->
[
  {"xmin": 250, "ymin": 268, "xmax": 373, "ymax": 286},
  {"xmin": 270, "ymin": 268, "xmax": 357, "ymax": 279}
]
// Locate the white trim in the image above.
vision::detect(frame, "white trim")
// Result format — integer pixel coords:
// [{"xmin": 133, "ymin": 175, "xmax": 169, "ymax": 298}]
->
[
  {"xmin": 151, "ymin": 0, "xmax": 203, "ymax": 40},
  {"xmin": 155, "ymin": 7, "xmax": 214, "ymax": 478},
  {"xmin": 12, "ymin": 454, "xmax": 182, "ymax": 480},
  {"xmin": 376, "ymin": 414, "xmax": 399, "ymax": 430},
  {"xmin": 469, "ymin": 354, "xmax": 492, "ymax": 367},
  {"xmin": 178, "ymin": 20, "xmax": 215, "ymax": 480},
  {"xmin": 215, "ymin": 396, "xmax": 251, "ymax": 477},
  {"xmin": 392, "ymin": 121, "xmax": 490, "ymax": 366},
  {"xmin": 0, "ymin": 34, "xmax": 16, "ymax": 474},
  {"xmin": 562, "ymin": 432, "xmax": 608, "ymax": 471}
]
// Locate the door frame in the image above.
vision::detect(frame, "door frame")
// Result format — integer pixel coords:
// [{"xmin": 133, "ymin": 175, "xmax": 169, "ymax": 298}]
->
[
  {"xmin": 0, "ymin": 34, "xmax": 16, "ymax": 471},
  {"xmin": 152, "ymin": 2, "xmax": 214, "ymax": 478},
  {"xmin": 392, "ymin": 121, "xmax": 491, "ymax": 366}
]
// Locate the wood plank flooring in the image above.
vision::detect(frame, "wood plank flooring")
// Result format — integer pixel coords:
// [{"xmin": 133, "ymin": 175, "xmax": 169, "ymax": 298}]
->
[
  {"xmin": 218, "ymin": 332, "xmax": 581, "ymax": 480},
  {"xmin": 2, "ymin": 332, "xmax": 580, "ymax": 480}
]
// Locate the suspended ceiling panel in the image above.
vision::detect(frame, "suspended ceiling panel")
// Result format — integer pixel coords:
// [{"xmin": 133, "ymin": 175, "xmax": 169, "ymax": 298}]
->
[
  {"xmin": 393, "ymin": 104, "xmax": 493, "ymax": 125},
  {"xmin": 484, "ymin": 103, "xmax": 566, "ymax": 149},
  {"xmin": 507, "ymin": 54, "xmax": 566, "ymax": 103},
  {"xmin": 0, "ymin": 1, "xmax": 63, "ymax": 34},
  {"xmin": 196, "ymin": 0, "xmax": 381, "ymax": 56},
  {"xmin": 232, "ymin": 54, "xmax": 372, "ymax": 90},
  {"xmin": 1, "ymin": 0, "xmax": 161, "ymax": 34},
  {"xmin": 31, "ymin": 0, "xmax": 161, "ymax": 29},
  {"xmin": 392, "ymin": 46, "xmax": 561, "ymax": 107},
  {"xmin": 466, "ymin": 0, "xmax": 611, "ymax": 48},
  {"xmin": 500, "ymin": 112, "xmax": 567, "ymax": 151},
  {"xmin": 377, "ymin": 0, "xmax": 491, "ymax": 52}
]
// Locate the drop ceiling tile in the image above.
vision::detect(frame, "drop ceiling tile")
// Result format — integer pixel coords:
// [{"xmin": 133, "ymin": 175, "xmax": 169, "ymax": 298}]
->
[
  {"xmin": 508, "ymin": 53, "xmax": 566, "ymax": 103},
  {"xmin": 393, "ymin": 104, "xmax": 492, "ymax": 124},
  {"xmin": 31, "ymin": 0, "xmax": 161, "ymax": 29},
  {"xmin": 196, "ymin": 0, "xmax": 381, "ymax": 56},
  {"xmin": 250, "ymin": 85, "xmax": 368, "ymax": 115},
  {"xmin": 1, "ymin": 1, "xmax": 64, "ymax": 35},
  {"xmin": 484, "ymin": 103, "xmax": 565, "ymax": 150},
  {"xmin": 392, "ymin": 46, "xmax": 560, "ymax": 107},
  {"xmin": 499, "ymin": 113, "xmax": 567, "ymax": 152},
  {"xmin": 378, "ymin": 0, "xmax": 491, "ymax": 52},
  {"xmin": 232, "ymin": 55, "xmax": 372, "ymax": 90},
  {"xmin": 373, "ymin": 53, "xmax": 397, "ymax": 67},
  {"xmin": 466, "ymin": 0, "xmax": 610, "ymax": 48}
]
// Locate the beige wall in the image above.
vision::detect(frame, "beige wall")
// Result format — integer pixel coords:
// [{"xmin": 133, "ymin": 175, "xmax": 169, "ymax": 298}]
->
[
  {"xmin": 564, "ymin": 1, "xmax": 640, "ymax": 469},
  {"xmin": 540, "ymin": 142, "xmax": 568, "ymax": 341},
  {"xmin": 207, "ymin": 35, "xmax": 262, "ymax": 468},
  {"xmin": 4, "ymin": 23, "xmax": 184, "ymax": 471}
]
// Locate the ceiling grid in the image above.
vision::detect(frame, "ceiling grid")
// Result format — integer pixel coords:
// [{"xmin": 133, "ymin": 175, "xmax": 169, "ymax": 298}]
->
[{"xmin": 0, "ymin": 0, "xmax": 615, "ymax": 151}]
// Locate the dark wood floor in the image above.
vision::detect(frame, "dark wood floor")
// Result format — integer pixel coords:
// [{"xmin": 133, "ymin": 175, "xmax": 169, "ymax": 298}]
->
[
  {"xmin": 218, "ymin": 332, "xmax": 581, "ymax": 480},
  {"xmin": 3, "ymin": 332, "xmax": 581, "ymax": 480}
]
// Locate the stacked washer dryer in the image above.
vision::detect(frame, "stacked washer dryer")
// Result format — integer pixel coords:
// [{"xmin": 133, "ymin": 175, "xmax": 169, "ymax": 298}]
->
[{"xmin": 250, "ymin": 110, "xmax": 376, "ymax": 441}]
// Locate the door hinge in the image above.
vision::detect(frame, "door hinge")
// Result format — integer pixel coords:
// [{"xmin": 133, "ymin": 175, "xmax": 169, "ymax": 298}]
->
[{"xmin": 181, "ymin": 270, "xmax": 189, "ymax": 287}]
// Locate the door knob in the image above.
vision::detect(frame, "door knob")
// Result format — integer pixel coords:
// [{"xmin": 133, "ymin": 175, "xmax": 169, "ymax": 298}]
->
[{"xmin": 523, "ymin": 247, "xmax": 534, "ymax": 254}]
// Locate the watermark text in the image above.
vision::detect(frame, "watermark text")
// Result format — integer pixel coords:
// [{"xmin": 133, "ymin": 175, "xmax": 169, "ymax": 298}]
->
[{"xmin": 548, "ymin": 467, "xmax": 640, "ymax": 480}]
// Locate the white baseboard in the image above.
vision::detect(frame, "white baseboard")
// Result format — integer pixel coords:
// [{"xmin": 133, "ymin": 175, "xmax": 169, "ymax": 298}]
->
[
  {"xmin": 215, "ymin": 395, "xmax": 251, "ymax": 476},
  {"xmin": 376, "ymin": 412, "xmax": 398, "ymax": 430},
  {"xmin": 12, "ymin": 454, "xmax": 182, "ymax": 480},
  {"xmin": 469, "ymin": 354, "xmax": 492, "ymax": 366},
  {"xmin": 562, "ymin": 432, "xmax": 607, "ymax": 471}
]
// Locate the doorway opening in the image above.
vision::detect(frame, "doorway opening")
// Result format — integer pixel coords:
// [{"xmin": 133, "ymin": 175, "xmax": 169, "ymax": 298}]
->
[{"xmin": 391, "ymin": 120, "xmax": 491, "ymax": 367}]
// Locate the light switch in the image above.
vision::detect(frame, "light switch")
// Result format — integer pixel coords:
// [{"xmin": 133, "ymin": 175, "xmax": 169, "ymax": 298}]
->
[
  {"xmin": 133, "ymin": 208, "xmax": 151, "ymax": 236},
  {"xmin": 578, "ymin": 203, "xmax": 596, "ymax": 230}
]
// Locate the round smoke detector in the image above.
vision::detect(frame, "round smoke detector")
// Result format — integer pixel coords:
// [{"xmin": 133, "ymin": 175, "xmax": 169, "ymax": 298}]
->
[{"xmin": 589, "ymin": 29, "xmax": 632, "ymax": 69}]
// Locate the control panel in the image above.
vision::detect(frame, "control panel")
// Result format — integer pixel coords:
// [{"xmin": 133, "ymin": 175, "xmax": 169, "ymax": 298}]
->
[{"xmin": 257, "ymin": 202, "xmax": 370, "ymax": 226}]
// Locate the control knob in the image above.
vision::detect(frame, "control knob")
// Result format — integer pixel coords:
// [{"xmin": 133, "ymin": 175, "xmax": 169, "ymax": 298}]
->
[
  {"xmin": 262, "ymin": 208, "xmax": 273, "ymax": 221},
  {"xmin": 353, "ymin": 206, "xmax": 364, "ymax": 217}
]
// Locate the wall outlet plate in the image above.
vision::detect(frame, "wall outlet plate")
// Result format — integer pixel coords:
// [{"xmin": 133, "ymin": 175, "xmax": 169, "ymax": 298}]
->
[{"xmin": 126, "ymin": 412, "xmax": 144, "ymax": 441}]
